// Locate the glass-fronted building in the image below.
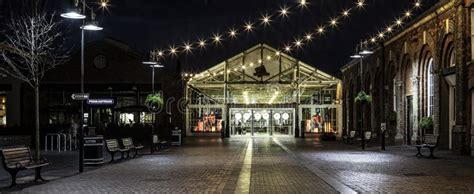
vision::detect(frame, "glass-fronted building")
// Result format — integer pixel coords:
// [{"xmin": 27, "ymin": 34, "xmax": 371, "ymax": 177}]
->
[{"xmin": 185, "ymin": 44, "xmax": 342, "ymax": 137}]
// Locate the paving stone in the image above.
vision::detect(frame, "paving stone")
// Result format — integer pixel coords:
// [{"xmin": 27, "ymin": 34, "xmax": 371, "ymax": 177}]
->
[{"xmin": 2, "ymin": 136, "xmax": 474, "ymax": 193}]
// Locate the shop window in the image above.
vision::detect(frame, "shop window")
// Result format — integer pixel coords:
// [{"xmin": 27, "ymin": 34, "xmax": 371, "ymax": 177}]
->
[
  {"xmin": 302, "ymin": 107, "xmax": 338, "ymax": 134},
  {"xmin": 0, "ymin": 96, "xmax": 6, "ymax": 126},
  {"xmin": 190, "ymin": 108, "xmax": 222, "ymax": 133},
  {"xmin": 140, "ymin": 112, "xmax": 153, "ymax": 124},
  {"xmin": 119, "ymin": 113, "xmax": 135, "ymax": 125}
]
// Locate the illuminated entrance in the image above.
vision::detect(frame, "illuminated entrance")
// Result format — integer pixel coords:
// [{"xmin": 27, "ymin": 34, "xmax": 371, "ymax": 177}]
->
[
  {"xmin": 184, "ymin": 44, "xmax": 343, "ymax": 138},
  {"xmin": 230, "ymin": 108, "xmax": 295, "ymax": 136}
]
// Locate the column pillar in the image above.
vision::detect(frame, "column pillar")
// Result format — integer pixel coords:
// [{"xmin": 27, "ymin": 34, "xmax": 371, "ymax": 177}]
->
[
  {"xmin": 453, "ymin": 1, "xmax": 469, "ymax": 154},
  {"xmin": 395, "ymin": 80, "xmax": 405, "ymax": 143}
]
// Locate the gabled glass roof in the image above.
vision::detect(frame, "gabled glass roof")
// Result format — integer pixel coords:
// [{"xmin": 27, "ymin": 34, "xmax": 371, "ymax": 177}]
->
[{"xmin": 187, "ymin": 44, "xmax": 341, "ymax": 105}]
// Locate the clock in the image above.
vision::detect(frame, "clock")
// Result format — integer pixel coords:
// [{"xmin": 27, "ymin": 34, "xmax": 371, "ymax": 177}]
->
[{"xmin": 93, "ymin": 55, "xmax": 107, "ymax": 69}]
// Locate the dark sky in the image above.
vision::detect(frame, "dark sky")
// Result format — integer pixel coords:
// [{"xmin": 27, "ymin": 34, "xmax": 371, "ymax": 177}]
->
[{"xmin": 4, "ymin": 0, "xmax": 439, "ymax": 75}]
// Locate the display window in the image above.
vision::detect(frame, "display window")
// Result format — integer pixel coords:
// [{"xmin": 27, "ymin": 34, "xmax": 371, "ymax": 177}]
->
[
  {"xmin": 0, "ymin": 96, "xmax": 6, "ymax": 126},
  {"xmin": 190, "ymin": 108, "xmax": 223, "ymax": 133},
  {"xmin": 302, "ymin": 107, "xmax": 337, "ymax": 134}
]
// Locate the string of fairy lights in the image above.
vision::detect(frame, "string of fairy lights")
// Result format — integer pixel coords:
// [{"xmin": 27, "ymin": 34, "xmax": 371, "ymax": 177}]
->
[
  {"xmin": 284, "ymin": 0, "xmax": 422, "ymax": 54},
  {"xmin": 178, "ymin": 0, "xmax": 369, "ymax": 80},
  {"xmin": 356, "ymin": 0, "xmax": 422, "ymax": 50},
  {"xmin": 165, "ymin": 0, "xmax": 424, "ymax": 80},
  {"xmin": 147, "ymin": 0, "xmax": 368, "ymax": 62}
]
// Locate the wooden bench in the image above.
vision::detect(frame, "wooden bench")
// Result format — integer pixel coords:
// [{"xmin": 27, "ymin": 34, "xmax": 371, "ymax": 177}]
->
[
  {"xmin": 153, "ymin": 135, "xmax": 168, "ymax": 151},
  {"xmin": 105, "ymin": 139, "xmax": 129, "ymax": 162},
  {"xmin": 1, "ymin": 146, "xmax": 50, "ymax": 187},
  {"xmin": 121, "ymin": 138, "xmax": 144, "ymax": 158},
  {"xmin": 414, "ymin": 134, "xmax": 439, "ymax": 158}
]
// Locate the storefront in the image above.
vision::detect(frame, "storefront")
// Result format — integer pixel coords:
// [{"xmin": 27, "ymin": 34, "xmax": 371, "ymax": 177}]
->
[{"xmin": 185, "ymin": 44, "xmax": 342, "ymax": 137}]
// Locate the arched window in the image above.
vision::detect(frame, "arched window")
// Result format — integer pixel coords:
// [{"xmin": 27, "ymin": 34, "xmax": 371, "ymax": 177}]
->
[
  {"xmin": 427, "ymin": 58, "xmax": 434, "ymax": 116},
  {"xmin": 448, "ymin": 48, "xmax": 455, "ymax": 67}
]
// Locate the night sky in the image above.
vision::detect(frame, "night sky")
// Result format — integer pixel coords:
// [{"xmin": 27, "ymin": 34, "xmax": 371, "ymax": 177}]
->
[{"xmin": 4, "ymin": 0, "xmax": 439, "ymax": 75}]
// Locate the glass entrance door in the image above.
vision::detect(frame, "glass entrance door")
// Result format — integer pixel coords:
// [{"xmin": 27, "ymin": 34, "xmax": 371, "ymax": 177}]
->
[
  {"xmin": 230, "ymin": 108, "xmax": 294, "ymax": 136},
  {"xmin": 252, "ymin": 110, "xmax": 270, "ymax": 135}
]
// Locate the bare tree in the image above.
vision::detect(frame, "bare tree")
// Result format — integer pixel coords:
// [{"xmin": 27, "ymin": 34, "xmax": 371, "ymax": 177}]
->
[{"xmin": 0, "ymin": 5, "xmax": 69, "ymax": 160}]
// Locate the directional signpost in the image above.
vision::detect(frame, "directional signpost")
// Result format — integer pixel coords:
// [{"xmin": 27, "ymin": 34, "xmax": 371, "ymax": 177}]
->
[
  {"xmin": 71, "ymin": 93, "xmax": 89, "ymax": 173},
  {"xmin": 71, "ymin": 93, "xmax": 90, "ymax": 101}
]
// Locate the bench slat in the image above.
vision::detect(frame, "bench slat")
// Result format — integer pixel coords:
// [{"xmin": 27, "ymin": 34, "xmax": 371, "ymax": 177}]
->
[
  {"xmin": 3, "ymin": 149, "xmax": 30, "ymax": 155},
  {"xmin": 2, "ymin": 147, "xmax": 30, "ymax": 152},
  {"xmin": 5, "ymin": 157, "xmax": 31, "ymax": 164},
  {"xmin": 3, "ymin": 152, "xmax": 30, "ymax": 159},
  {"xmin": 424, "ymin": 135, "xmax": 439, "ymax": 145},
  {"xmin": 24, "ymin": 162, "xmax": 50, "ymax": 169}
]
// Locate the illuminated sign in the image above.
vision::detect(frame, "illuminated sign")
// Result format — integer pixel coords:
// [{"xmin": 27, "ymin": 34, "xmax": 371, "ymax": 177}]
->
[{"xmin": 87, "ymin": 98, "xmax": 116, "ymax": 106}]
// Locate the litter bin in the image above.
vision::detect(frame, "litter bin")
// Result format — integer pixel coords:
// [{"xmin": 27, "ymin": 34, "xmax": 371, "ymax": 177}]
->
[
  {"xmin": 171, "ymin": 129, "xmax": 182, "ymax": 146},
  {"xmin": 84, "ymin": 136, "xmax": 104, "ymax": 165}
]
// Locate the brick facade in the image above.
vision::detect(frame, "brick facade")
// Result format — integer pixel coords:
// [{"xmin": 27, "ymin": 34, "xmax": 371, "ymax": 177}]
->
[{"xmin": 341, "ymin": 0, "xmax": 473, "ymax": 155}]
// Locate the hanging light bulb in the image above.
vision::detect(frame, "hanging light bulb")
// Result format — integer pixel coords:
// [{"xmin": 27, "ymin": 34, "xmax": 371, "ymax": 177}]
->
[
  {"xmin": 378, "ymin": 32, "xmax": 385, "ymax": 38},
  {"xmin": 169, "ymin": 46, "xmax": 178, "ymax": 56},
  {"xmin": 198, "ymin": 39, "xmax": 206, "ymax": 48},
  {"xmin": 279, "ymin": 5, "xmax": 290, "ymax": 17},
  {"xmin": 228, "ymin": 28, "xmax": 238, "ymax": 38},
  {"xmin": 317, "ymin": 26, "xmax": 325, "ymax": 34},
  {"xmin": 305, "ymin": 33, "xmax": 313, "ymax": 41},
  {"xmin": 396, "ymin": 19, "xmax": 403, "ymax": 26},
  {"xmin": 294, "ymin": 39, "xmax": 303, "ymax": 47},
  {"xmin": 386, "ymin": 27, "xmax": 393, "ymax": 33},
  {"xmin": 244, "ymin": 22, "xmax": 254, "ymax": 32},
  {"xmin": 356, "ymin": 0, "xmax": 365, "ymax": 8},
  {"xmin": 183, "ymin": 42, "xmax": 193, "ymax": 53},
  {"xmin": 405, "ymin": 11, "xmax": 412, "ymax": 17},
  {"xmin": 213, "ymin": 33, "xmax": 222, "ymax": 44},
  {"xmin": 299, "ymin": 0, "xmax": 308, "ymax": 8},
  {"xmin": 342, "ymin": 10, "xmax": 350, "ymax": 17},
  {"xmin": 329, "ymin": 18, "xmax": 338, "ymax": 27},
  {"xmin": 415, "ymin": 1, "xmax": 421, "ymax": 8},
  {"xmin": 261, "ymin": 14, "xmax": 272, "ymax": 26},
  {"xmin": 158, "ymin": 50, "xmax": 164, "ymax": 57}
]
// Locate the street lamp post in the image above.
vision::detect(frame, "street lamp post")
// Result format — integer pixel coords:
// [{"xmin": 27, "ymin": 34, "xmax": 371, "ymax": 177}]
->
[
  {"xmin": 143, "ymin": 61, "xmax": 164, "ymax": 154},
  {"xmin": 62, "ymin": 0, "xmax": 104, "ymax": 173},
  {"xmin": 351, "ymin": 43, "xmax": 373, "ymax": 150}
]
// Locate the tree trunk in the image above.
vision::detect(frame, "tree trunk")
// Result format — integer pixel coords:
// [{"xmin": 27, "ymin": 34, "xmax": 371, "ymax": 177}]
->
[{"xmin": 35, "ymin": 83, "xmax": 40, "ymax": 161}]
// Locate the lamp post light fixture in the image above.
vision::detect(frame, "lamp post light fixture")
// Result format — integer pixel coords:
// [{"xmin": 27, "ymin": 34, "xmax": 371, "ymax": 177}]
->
[
  {"xmin": 60, "ymin": 8, "xmax": 86, "ymax": 19},
  {"xmin": 61, "ymin": 0, "xmax": 104, "ymax": 173},
  {"xmin": 142, "ymin": 60, "xmax": 164, "ymax": 154},
  {"xmin": 350, "ymin": 43, "xmax": 372, "ymax": 150}
]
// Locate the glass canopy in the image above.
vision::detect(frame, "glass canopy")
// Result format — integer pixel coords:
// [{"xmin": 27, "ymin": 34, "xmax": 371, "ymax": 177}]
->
[{"xmin": 185, "ymin": 44, "xmax": 343, "ymax": 137}]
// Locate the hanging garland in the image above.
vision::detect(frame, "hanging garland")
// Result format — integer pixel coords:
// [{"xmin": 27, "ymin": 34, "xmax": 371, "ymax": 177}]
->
[
  {"xmin": 147, "ymin": 0, "xmax": 368, "ymax": 61},
  {"xmin": 357, "ymin": 1, "xmax": 422, "ymax": 49}
]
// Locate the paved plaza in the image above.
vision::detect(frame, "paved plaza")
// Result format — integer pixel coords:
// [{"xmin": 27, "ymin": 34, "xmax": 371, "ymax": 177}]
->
[{"xmin": 2, "ymin": 137, "xmax": 474, "ymax": 193}]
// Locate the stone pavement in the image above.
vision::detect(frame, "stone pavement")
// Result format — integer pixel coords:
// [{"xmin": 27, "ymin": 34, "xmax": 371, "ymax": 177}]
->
[{"xmin": 2, "ymin": 136, "xmax": 474, "ymax": 193}]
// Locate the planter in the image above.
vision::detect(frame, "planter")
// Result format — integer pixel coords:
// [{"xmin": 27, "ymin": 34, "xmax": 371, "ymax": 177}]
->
[
  {"xmin": 320, "ymin": 133, "xmax": 337, "ymax": 141},
  {"xmin": 354, "ymin": 91, "xmax": 372, "ymax": 104}
]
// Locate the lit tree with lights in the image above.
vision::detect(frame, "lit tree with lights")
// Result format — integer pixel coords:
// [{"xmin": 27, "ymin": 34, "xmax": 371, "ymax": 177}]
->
[{"xmin": 0, "ymin": 3, "xmax": 70, "ymax": 160}]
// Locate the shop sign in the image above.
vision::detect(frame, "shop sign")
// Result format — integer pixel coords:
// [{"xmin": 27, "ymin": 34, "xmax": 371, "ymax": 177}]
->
[{"xmin": 87, "ymin": 98, "xmax": 116, "ymax": 106}]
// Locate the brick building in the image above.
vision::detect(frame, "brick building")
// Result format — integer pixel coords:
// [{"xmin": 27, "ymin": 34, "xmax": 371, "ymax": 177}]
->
[
  {"xmin": 340, "ymin": 0, "xmax": 474, "ymax": 155},
  {"xmin": 0, "ymin": 38, "xmax": 182, "ymax": 142}
]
